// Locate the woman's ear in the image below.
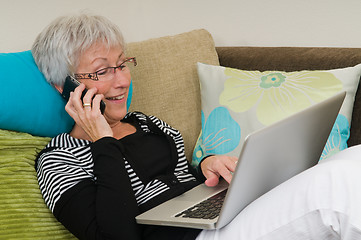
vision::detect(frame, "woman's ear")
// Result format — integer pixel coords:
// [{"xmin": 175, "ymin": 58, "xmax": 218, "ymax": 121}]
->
[{"xmin": 54, "ymin": 84, "xmax": 63, "ymax": 94}]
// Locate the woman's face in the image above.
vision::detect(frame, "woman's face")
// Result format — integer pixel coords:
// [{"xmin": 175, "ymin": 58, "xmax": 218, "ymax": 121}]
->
[{"xmin": 76, "ymin": 42, "xmax": 131, "ymax": 125}]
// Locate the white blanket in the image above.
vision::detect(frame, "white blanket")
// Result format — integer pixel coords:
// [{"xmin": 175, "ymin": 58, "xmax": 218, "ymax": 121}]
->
[{"xmin": 197, "ymin": 145, "xmax": 361, "ymax": 240}]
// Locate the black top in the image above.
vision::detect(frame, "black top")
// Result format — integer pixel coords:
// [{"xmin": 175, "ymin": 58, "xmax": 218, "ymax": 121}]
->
[{"xmin": 36, "ymin": 112, "xmax": 204, "ymax": 240}]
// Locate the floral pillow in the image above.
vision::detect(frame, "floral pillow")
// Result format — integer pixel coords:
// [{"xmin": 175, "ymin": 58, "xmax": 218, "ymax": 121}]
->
[{"xmin": 192, "ymin": 63, "xmax": 361, "ymax": 167}]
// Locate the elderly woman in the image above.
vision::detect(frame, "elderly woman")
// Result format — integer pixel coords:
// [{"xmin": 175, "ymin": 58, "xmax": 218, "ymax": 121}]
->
[
  {"xmin": 33, "ymin": 13, "xmax": 361, "ymax": 240},
  {"xmin": 33, "ymin": 13, "xmax": 236, "ymax": 240}
]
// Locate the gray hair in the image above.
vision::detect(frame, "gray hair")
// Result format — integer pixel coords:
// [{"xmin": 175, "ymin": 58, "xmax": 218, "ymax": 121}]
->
[{"xmin": 31, "ymin": 13, "xmax": 125, "ymax": 86}]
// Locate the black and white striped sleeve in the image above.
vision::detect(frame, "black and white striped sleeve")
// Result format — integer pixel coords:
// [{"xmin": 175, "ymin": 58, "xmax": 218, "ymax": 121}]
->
[
  {"xmin": 37, "ymin": 137, "xmax": 143, "ymax": 240},
  {"xmin": 36, "ymin": 147, "xmax": 93, "ymax": 212}
]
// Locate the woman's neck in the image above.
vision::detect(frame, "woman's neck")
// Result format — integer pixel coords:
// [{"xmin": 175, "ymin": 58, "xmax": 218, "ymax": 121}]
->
[{"xmin": 70, "ymin": 121, "xmax": 136, "ymax": 141}]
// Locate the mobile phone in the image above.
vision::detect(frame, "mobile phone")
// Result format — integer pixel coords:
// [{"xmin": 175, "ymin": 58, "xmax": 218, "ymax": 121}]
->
[{"xmin": 61, "ymin": 76, "xmax": 106, "ymax": 114}]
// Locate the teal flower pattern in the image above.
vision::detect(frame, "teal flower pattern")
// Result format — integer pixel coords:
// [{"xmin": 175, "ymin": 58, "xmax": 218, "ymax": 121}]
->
[
  {"xmin": 320, "ymin": 114, "xmax": 350, "ymax": 161},
  {"xmin": 260, "ymin": 72, "xmax": 286, "ymax": 89},
  {"xmin": 192, "ymin": 107, "xmax": 241, "ymax": 167}
]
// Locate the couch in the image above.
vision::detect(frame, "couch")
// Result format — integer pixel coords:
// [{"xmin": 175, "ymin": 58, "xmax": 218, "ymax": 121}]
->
[{"xmin": 1, "ymin": 29, "xmax": 361, "ymax": 239}]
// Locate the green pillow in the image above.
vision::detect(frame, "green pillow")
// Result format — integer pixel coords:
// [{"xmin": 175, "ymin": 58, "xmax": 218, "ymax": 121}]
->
[{"xmin": 0, "ymin": 129, "xmax": 76, "ymax": 239}]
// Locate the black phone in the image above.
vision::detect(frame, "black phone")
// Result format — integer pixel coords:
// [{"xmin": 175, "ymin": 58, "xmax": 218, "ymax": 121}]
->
[{"xmin": 62, "ymin": 76, "xmax": 106, "ymax": 114}]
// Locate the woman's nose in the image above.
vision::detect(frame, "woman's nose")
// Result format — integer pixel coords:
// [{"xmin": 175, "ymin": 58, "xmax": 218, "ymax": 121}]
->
[{"xmin": 113, "ymin": 69, "xmax": 131, "ymax": 87}]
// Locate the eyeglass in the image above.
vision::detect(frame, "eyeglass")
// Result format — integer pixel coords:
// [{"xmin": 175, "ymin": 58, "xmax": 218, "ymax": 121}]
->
[{"xmin": 74, "ymin": 57, "xmax": 137, "ymax": 81}]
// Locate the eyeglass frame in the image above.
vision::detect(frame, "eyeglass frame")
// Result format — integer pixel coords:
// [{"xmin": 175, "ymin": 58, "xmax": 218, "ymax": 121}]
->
[{"xmin": 73, "ymin": 57, "xmax": 137, "ymax": 81}]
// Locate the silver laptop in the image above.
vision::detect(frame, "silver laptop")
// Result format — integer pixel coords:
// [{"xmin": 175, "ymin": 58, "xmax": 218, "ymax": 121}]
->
[{"xmin": 136, "ymin": 91, "xmax": 346, "ymax": 229}]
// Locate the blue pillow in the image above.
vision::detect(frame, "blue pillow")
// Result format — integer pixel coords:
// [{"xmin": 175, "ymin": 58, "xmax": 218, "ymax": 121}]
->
[{"xmin": 0, "ymin": 51, "xmax": 133, "ymax": 137}]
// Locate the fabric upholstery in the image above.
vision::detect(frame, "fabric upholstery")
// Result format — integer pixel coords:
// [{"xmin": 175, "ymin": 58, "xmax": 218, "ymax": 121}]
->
[
  {"xmin": 0, "ymin": 129, "xmax": 76, "ymax": 239},
  {"xmin": 127, "ymin": 29, "xmax": 219, "ymax": 160},
  {"xmin": 0, "ymin": 29, "xmax": 219, "ymax": 239},
  {"xmin": 216, "ymin": 47, "xmax": 361, "ymax": 147},
  {"xmin": 0, "ymin": 51, "xmax": 74, "ymax": 137},
  {"xmin": 1, "ymin": 32, "xmax": 361, "ymax": 239},
  {"xmin": 0, "ymin": 51, "xmax": 133, "ymax": 138},
  {"xmin": 192, "ymin": 62, "xmax": 361, "ymax": 165}
]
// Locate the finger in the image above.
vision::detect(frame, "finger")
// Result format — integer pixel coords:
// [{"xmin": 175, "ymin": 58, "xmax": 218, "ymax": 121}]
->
[
  {"xmin": 82, "ymin": 87, "xmax": 98, "ymax": 108},
  {"xmin": 68, "ymin": 89, "xmax": 92, "ymax": 126},
  {"xmin": 210, "ymin": 155, "xmax": 237, "ymax": 173},
  {"xmin": 71, "ymin": 84, "xmax": 87, "ymax": 112},
  {"xmin": 225, "ymin": 156, "xmax": 239, "ymax": 173},
  {"xmin": 82, "ymin": 102, "xmax": 92, "ymax": 112},
  {"xmin": 91, "ymin": 94, "xmax": 105, "ymax": 114},
  {"xmin": 65, "ymin": 92, "xmax": 85, "ymax": 125},
  {"xmin": 222, "ymin": 157, "xmax": 239, "ymax": 183},
  {"xmin": 217, "ymin": 164, "xmax": 234, "ymax": 184},
  {"xmin": 204, "ymin": 175, "xmax": 220, "ymax": 187},
  {"xmin": 64, "ymin": 92, "xmax": 77, "ymax": 118}
]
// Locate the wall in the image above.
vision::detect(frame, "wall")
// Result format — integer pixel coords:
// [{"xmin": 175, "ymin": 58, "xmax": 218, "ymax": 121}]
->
[{"xmin": 1, "ymin": 0, "xmax": 361, "ymax": 52}]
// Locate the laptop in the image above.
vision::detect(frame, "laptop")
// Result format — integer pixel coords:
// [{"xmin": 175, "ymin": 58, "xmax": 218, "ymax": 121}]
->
[{"xmin": 136, "ymin": 91, "xmax": 346, "ymax": 229}]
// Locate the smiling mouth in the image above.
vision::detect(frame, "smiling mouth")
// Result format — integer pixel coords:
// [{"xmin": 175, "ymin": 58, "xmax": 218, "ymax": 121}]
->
[{"xmin": 106, "ymin": 95, "xmax": 125, "ymax": 101}]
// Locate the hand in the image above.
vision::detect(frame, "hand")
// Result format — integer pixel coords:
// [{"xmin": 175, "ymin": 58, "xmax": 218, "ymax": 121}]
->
[
  {"xmin": 65, "ymin": 83, "xmax": 113, "ymax": 141},
  {"xmin": 200, "ymin": 155, "xmax": 238, "ymax": 187}
]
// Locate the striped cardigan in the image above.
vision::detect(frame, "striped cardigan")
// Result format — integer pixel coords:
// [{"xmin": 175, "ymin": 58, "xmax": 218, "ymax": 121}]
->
[{"xmin": 35, "ymin": 112, "xmax": 201, "ymax": 213}]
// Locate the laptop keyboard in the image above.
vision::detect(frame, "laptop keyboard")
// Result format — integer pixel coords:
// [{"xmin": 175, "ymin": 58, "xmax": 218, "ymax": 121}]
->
[{"xmin": 174, "ymin": 189, "xmax": 227, "ymax": 220}]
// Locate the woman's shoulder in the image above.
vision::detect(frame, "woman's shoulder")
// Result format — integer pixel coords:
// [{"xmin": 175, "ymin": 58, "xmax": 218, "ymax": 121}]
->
[
  {"xmin": 125, "ymin": 111, "xmax": 179, "ymax": 134},
  {"xmin": 35, "ymin": 133, "xmax": 94, "ymax": 212},
  {"xmin": 124, "ymin": 111, "xmax": 149, "ymax": 122},
  {"xmin": 35, "ymin": 133, "xmax": 92, "ymax": 170},
  {"xmin": 46, "ymin": 133, "xmax": 91, "ymax": 149}
]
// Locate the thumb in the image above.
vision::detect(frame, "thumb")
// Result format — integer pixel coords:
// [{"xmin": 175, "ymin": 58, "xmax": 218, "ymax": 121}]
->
[{"xmin": 204, "ymin": 174, "xmax": 220, "ymax": 187}]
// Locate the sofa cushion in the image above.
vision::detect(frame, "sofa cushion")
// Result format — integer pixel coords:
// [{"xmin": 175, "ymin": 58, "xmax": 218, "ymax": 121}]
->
[
  {"xmin": 216, "ymin": 47, "xmax": 361, "ymax": 148},
  {"xmin": 0, "ymin": 30, "xmax": 219, "ymax": 239},
  {"xmin": 192, "ymin": 63, "xmax": 361, "ymax": 166},
  {"xmin": 0, "ymin": 51, "xmax": 74, "ymax": 137},
  {"xmin": 0, "ymin": 129, "xmax": 76, "ymax": 239},
  {"xmin": 0, "ymin": 51, "xmax": 133, "ymax": 138},
  {"xmin": 127, "ymin": 29, "xmax": 219, "ymax": 160}
]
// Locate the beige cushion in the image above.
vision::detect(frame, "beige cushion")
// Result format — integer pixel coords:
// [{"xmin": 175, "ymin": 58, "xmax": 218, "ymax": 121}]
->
[{"xmin": 127, "ymin": 29, "xmax": 219, "ymax": 161}]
